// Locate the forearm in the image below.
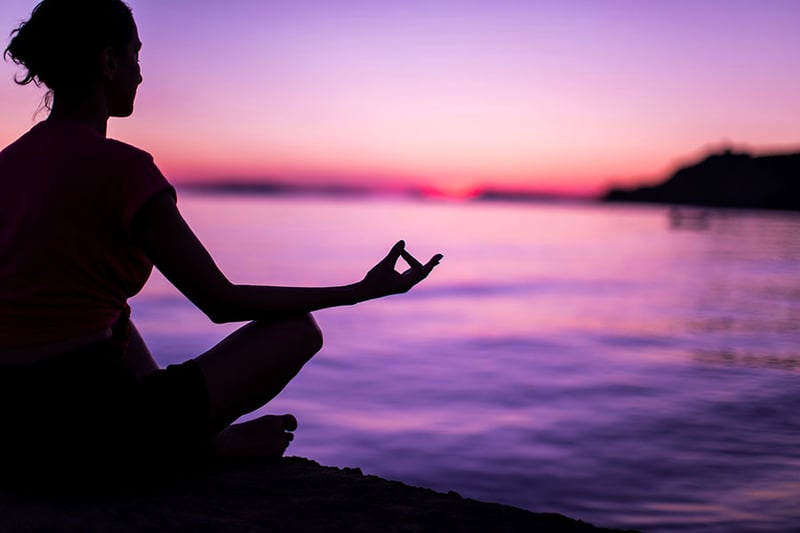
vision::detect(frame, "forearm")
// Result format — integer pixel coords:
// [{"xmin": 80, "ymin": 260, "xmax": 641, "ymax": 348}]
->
[
  {"xmin": 202, "ymin": 240, "xmax": 442, "ymax": 322},
  {"xmin": 206, "ymin": 281, "xmax": 369, "ymax": 323},
  {"xmin": 131, "ymin": 193, "xmax": 440, "ymax": 323}
]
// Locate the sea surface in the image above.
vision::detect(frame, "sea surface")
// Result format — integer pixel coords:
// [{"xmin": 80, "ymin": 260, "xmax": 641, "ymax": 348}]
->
[{"xmin": 131, "ymin": 193, "xmax": 800, "ymax": 533}]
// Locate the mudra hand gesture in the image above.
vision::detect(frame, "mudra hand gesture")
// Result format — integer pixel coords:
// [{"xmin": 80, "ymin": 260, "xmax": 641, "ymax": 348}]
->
[{"xmin": 359, "ymin": 241, "xmax": 443, "ymax": 301}]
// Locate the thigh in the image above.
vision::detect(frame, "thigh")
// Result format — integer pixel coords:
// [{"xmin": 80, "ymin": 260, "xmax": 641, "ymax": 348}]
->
[{"xmin": 194, "ymin": 314, "xmax": 323, "ymax": 430}]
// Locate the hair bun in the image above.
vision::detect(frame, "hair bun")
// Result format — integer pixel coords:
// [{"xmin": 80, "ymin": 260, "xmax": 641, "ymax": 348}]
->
[{"xmin": 4, "ymin": 0, "xmax": 135, "ymax": 90}]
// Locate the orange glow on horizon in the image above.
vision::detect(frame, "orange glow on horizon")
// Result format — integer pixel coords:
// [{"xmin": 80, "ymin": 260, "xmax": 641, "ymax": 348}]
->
[{"xmin": 415, "ymin": 184, "xmax": 482, "ymax": 200}]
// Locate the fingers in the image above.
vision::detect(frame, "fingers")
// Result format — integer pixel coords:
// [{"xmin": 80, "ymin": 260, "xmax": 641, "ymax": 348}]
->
[
  {"xmin": 423, "ymin": 254, "xmax": 444, "ymax": 275},
  {"xmin": 402, "ymin": 249, "xmax": 443, "ymax": 273},
  {"xmin": 400, "ymin": 249, "xmax": 423, "ymax": 269},
  {"xmin": 416, "ymin": 254, "xmax": 443, "ymax": 280},
  {"xmin": 381, "ymin": 240, "xmax": 443, "ymax": 289},
  {"xmin": 401, "ymin": 253, "xmax": 443, "ymax": 287},
  {"xmin": 380, "ymin": 240, "xmax": 405, "ymax": 267}
]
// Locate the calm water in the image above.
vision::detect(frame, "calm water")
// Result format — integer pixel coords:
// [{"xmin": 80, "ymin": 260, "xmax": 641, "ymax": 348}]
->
[{"xmin": 131, "ymin": 194, "xmax": 800, "ymax": 533}]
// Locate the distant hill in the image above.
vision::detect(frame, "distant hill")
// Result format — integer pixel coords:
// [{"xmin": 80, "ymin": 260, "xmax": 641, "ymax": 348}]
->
[
  {"xmin": 179, "ymin": 181, "xmax": 584, "ymax": 203},
  {"xmin": 472, "ymin": 188, "xmax": 583, "ymax": 203},
  {"xmin": 604, "ymin": 149, "xmax": 800, "ymax": 211},
  {"xmin": 179, "ymin": 180, "xmax": 373, "ymax": 197}
]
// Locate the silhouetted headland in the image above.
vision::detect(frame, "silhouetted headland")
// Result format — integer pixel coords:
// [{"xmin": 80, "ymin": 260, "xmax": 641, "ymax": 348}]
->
[
  {"xmin": 0, "ymin": 457, "xmax": 635, "ymax": 532},
  {"xmin": 604, "ymin": 148, "xmax": 800, "ymax": 211}
]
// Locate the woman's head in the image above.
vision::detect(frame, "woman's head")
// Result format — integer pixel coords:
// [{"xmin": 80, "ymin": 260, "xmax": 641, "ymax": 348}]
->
[{"xmin": 5, "ymin": 0, "xmax": 140, "ymax": 115}]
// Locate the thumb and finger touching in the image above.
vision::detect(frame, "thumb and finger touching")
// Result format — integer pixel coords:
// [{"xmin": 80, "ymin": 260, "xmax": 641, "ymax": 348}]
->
[
  {"xmin": 380, "ymin": 240, "xmax": 406, "ymax": 267},
  {"xmin": 373, "ymin": 240, "xmax": 443, "ymax": 292},
  {"xmin": 394, "ymin": 242, "xmax": 444, "ymax": 286}
]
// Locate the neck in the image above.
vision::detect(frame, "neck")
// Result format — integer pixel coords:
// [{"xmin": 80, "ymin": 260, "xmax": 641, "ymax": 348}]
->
[{"xmin": 47, "ymin": 87, "xmax": 110, "ymax": 137}]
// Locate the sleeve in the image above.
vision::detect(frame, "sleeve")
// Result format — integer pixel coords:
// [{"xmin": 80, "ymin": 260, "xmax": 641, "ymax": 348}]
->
[{"xmin": 118, "ymin": 148, "xmax": 177, "ymax": 235}]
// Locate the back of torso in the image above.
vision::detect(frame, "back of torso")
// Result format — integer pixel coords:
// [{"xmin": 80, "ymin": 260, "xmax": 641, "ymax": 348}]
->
[{"xmin": 0, "ymin": 119, "xmax": 173, "ymax": 350}]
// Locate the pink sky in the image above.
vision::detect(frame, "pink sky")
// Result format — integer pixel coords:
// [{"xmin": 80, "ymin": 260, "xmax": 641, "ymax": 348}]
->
[{"xmin": 2, "ymin": 0, "xmax": 799, "ymax": 196}]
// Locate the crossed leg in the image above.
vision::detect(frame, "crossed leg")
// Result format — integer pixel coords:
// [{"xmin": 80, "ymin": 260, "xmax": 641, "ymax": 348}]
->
[
  {"xmin": 198, "ymin": 314, "xmax": 322, "ymax": 457},
  {"xmin": 125, "ymin": 313, "xmax": 323, "ymax": 458}
]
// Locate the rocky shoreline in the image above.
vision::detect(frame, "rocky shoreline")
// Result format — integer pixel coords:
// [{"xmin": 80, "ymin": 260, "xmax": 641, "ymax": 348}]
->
[{"xmin": 0, "ymin": 457, "xmax": 637, "ymax": 532}]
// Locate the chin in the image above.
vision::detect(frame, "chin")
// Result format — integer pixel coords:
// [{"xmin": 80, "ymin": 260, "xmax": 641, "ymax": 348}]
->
[{"xmin": 110, "ymin": 105, "xmax": 135, "ymax": 118}]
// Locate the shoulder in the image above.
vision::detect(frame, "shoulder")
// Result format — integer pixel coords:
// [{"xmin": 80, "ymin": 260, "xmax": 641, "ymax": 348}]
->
[
  {"xmin": 101, "ymin": 137, "xmax": 157, "ymax": 168},
  {"xmin": 1, "ymin": 121, "xmax": 156, "ymax": 170},
  {"xmin": 98, "ymin": 137, "xmax": 170, "ymax": 190},
  {"xmin": 0, "ymin": 125, "xmax": 41, "ymax": 161},
  {"xmin": 100, "ymin": 138, "xmax": 172, "ymax": 203}
]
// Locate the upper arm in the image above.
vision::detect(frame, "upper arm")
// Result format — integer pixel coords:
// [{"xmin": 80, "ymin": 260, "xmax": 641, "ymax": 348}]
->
[{"xmin": 130, "ymin": 190, "xmax": 232, "ymax": 322}]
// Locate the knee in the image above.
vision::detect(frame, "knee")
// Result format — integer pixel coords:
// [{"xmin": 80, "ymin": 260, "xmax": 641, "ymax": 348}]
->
[
  {"xmin": 297, "ymin": 313, "xmax": 323, "ymax": 354},
  {"xmin": 249, "ymin": 313, "xmax": 323, "ymax": 356},
  {"xmin": 271, "ymin": 313, "xmax": 322, "ymax": 355}
]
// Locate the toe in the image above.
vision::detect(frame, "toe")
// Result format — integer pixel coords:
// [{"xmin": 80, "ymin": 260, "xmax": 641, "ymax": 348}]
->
[{"xmin": 282, "ymin": 414, "xmax": 298, "ymax": 432}]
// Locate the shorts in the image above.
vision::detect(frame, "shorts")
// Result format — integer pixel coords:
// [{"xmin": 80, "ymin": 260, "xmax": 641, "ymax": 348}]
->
[{"xmin": 0, "ymin": 339, "xmax": 211, "ymax": 490}]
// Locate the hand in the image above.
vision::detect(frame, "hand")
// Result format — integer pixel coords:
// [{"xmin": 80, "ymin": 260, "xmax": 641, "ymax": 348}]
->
[{"xmin": 358, "ymin": 240, "xmax": 443, "ymax": 301}]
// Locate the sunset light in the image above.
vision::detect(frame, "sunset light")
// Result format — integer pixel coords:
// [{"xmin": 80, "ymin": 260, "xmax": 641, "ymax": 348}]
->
[
  {"xmin": 2, "ymin": 0, "xmax": 799, "ymax": 195},
  {"xmin": 3, "ymin": 2, "xmax": 800, "ymax": 530}
]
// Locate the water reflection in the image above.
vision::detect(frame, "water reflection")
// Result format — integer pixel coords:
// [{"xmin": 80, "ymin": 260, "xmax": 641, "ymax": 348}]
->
[
  {"xmin": 134, "ymin": 197, "xmax": 800, "ymax": 532},
  {"xmin": 694, "ymin": 350, "xmax": 800, "ymax": 372}
]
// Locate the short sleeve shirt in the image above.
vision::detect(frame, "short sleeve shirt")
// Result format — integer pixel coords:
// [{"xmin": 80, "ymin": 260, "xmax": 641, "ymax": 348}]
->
[{"xmin": 0, "ymin": 119, "xmax": 175, "ymax": 347}]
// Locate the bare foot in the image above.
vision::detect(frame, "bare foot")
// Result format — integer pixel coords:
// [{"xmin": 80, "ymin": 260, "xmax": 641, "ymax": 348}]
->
[{"xmin": 214, "ymin": 414, "xmax": 298, "ymax": 459}]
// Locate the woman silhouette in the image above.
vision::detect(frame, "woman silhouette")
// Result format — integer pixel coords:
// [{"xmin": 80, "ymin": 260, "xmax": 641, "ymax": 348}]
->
[{"xmin": 0, "ymin": 0, "xmax": 441, "ymax": 486}]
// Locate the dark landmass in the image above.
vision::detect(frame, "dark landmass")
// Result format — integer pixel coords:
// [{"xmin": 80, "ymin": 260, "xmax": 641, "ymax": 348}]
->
[
  {"xmin": 0, "ymin": 457, "xmax": 636, "ymax": 532},
  {"xmin": 604, "ymin": 149, "xmax": 800, "ymax": 211},
  {"xmin": 472, "ymin": 188, "xmax": 590, "ymax": 204},
  {"xmin": 180, "ymin": 180, "xmax": 375, "ymax": 198},
  {"xmin": 179, "ymin": 181, "xmax": 589, "ymax": 204}
]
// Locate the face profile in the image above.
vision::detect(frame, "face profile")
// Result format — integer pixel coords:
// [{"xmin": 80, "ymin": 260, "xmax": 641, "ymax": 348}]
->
[{"xmin": 104, "ymin": 24, "xmax": 142, "ymax": 117}]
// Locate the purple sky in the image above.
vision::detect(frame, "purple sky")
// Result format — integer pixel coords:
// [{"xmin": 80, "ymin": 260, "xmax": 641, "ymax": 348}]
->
[{"xmin": 2, "ymin": 0, "xmax": 799, "ymax": 195}]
